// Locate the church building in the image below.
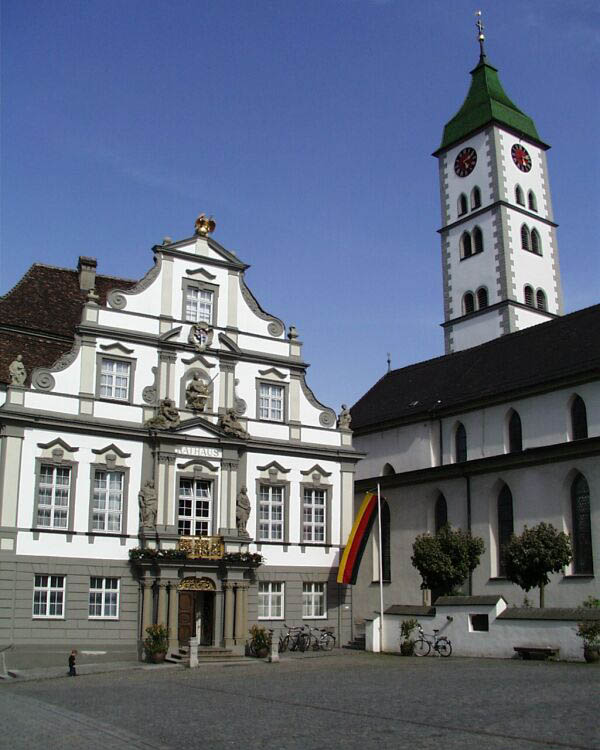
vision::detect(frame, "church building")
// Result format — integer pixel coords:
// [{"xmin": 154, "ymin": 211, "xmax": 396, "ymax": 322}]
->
[
  {"xmin": 0, "ymin": 216, "xmax": 359, "ymax": 657},
  {"xmin": 350, "ymin": 33, "xmax": 599, "ymax": 620}
]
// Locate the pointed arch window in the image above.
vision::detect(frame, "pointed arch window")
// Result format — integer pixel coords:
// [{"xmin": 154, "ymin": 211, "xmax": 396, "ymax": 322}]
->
[
  {"xmin": 536, "ymin": 289, "xmax": 546, "ymax": 311},
  {"xmin": 461, "ymin": 231, "xmax": 472, "ymax": 259},
  {"xmin": 381, "ymin": 500, "xmax": 391, "ymax": 582},
  {"xmin": 497, "ymin": 485, "xmax": 514, "ymax": 577},
  {"xmin": 508, "ymin": 411, "xmax": 523, "ymax": 453},
  {"xmin": 571, "ymin": 396, "xmax": 588, "ymax": 440},
  {"xmin": 531, "ymin": 229, "xmax": 542, "ymax": 255},
  {"xmin": 477, "ymin": 287, "xmax": 488, "ymax": 309},
  {"xmin": 458, "ymin": 193, "xmax": 468, "ymax": 216},
  {"xmin": 435, "ymin": 494, "xmax": 448, "ymax": 534},
  {"xmin": 571, "ymin": 474, "xmax": 593, "ymax": 575},
  {"xmin": 524, "ymin": 285, "xmax": 534, "ymax": 307},
  {"xmin": 471, "ymin": 186, "xmax": 481, "ymax": 210},
  {"xmin": 521, "ymin": 224, "xmax": 530, "ymax": 251},
  {"xmin": 473, "ymin": 226, "xmax": 484, "ymax": 254},
  {"xmin": 515, "ymin": 185, "xmax": 525, "ymax": 206},
  {"xmin": 463, "ymin": 292, "xmax": 475, "ymax": 315},
  {"xmin": 455, "ymin": 423, "xmax": 467, "ymax": 463},
  {"xmin": 528, "ymin": 190, "xmax": 537, "ymax": 212}
]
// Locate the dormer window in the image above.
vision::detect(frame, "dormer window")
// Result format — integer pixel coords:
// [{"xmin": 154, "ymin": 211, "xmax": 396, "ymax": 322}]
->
[
  {"xmin": 99, "ymin": 358, "xmax": 131, "ymax": 401},
  {"xmin": 182, "ymin": 279, "xmax": 218, "ymax": 325}
]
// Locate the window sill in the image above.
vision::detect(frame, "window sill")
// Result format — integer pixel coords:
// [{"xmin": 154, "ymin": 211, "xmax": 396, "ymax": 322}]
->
[
  {"xmin": 563, "ymin": 574, "xmax": 595, "ymax": 579},
  {"xmin": 32, "ymin": 616, "xmax": 65, "ymax": 620},
  {"xmin": 459, "ymin": 250, "xmax": 484, "ymax": 262},
  {"xmin": 302, "ymin": 616, "xmax": 328, "ymax": 620},
  {"xmin": 258, "ymin": 617, "xmax": 285, "ymax": 621},
  {"xmin": 89, "ymin": 617, "xmax": 120, "ymax": 621},
  {"xmin": 488, "ymin": 577, "xmax": 508, "ymax": 582},
  {"xmin": 96, "ymin": 396, "xmax": 132, "ymax": 405},
  {"xmin": 370, "ymin": 580, "xmax": 392, "ymax": 586}
]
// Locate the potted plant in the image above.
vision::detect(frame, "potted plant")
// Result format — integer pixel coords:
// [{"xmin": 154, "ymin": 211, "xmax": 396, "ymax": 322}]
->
[
  {"xmin": 248, "ymin": 625, "xmax": 271, "ymax": 658},
  {"xmin": 400, "ymin": 618, "xmax": 419, "ymax": 656},
  {"xmin": 143, "ymin": 624, "xmax": 169, "ymax": 663}
]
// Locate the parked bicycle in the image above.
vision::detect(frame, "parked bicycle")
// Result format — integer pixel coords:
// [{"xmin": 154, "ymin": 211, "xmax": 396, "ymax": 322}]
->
[
  {"xmin": 414, "ymin": 625, "xmax": 452, "ymax": 657},
  {"xmin": 300, "ymin": 625, "xmax": 336, "ymax": 652},
  {"xmin": 279, "ymin": 623, "xmax": 306, "ymax": 652}
]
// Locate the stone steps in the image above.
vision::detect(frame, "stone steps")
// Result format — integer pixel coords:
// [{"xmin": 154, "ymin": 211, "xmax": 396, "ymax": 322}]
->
[{"xmin": 166, "ymin": 646, "xmax": 240, "ymax": 665}]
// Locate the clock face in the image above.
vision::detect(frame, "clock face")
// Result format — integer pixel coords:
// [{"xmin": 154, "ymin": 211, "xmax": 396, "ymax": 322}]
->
[
  {"xmin": 454, "ymin": 147, "xmax": 477, "ymax": 177},
  {"xmin": 511, "ymin": 144, "xmax": 532, "ymax": 172}
]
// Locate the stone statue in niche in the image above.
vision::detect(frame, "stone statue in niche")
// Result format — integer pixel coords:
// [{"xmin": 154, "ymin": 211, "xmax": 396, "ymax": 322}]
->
[
  {"xmin": 9, "ymin": 355, "xmax": 27, "ymax": 386},
  {"xmin": 186, "ymin": 373, "xmax": 210, "ymax": 412},
  {"xmin": 144, "ymin": 398, "xmax": 181, "ymax": 430},
  {"xmin": 236, "ymin": 486, "xmax": 251, "ymax": 536},
  {"xmin": 139, "ymin": 480, "xmax": 158, "ymax": 529},
  {"xmin": 218, "ymin": 409, "xmax": 249, "ymax": 439},
  {"xmin": 337, "ymin": 404, "xmax": 352, "ymax": 430}
]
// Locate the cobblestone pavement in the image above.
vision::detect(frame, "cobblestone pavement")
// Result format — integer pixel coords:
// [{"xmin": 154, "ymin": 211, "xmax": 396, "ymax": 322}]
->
[{"xmin": 1, "ymin": 651, "xmax": 598, "ymax": 750}]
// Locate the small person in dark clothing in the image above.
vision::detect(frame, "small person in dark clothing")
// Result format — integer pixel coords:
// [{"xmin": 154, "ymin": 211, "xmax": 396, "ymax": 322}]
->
[{"xmin": 68, "ymin": 649, "xmax": 77, "ymax": 676}]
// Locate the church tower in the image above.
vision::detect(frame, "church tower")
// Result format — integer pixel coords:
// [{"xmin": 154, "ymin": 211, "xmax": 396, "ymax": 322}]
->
[{"xmin": 434, "ymin": 15, "xmax": 563, "ymax": 354}]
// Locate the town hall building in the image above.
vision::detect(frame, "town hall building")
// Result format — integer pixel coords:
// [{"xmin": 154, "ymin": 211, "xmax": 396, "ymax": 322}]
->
[{"xmin": 0, "ymin": 216, "xmax": 359, "ymax": 657}]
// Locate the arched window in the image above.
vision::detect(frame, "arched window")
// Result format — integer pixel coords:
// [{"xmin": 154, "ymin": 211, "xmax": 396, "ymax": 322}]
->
[
  {"xmin": 471, "ymin": 186, "xmax": 481, "ymax": 210},
  {"xmin": 536, "ymin": 289, "xmax": 546, "ymax": 310},
  {"xmin": 455, "ymin": 423, "xmax": 467, "ymax": 463},
  {"xmin": 461, "ymin": 231, "xmax": 472, "ymax": 259},
  {"xmin": 521, "ymin": 224, "xmax": 530, "ymax": 251},
  {"xmin": 524, "ymin": 285, "xmax": 534, "ymax": 307},
  {"xmin": 477, "ymin": 287, "xmax": 488, "ymax": 309},
  {"xmin": 473, "ymin": 226, "xmax": 484, "ymax": 254},
  {"xmin": 463, "ymin": 292, "xmax": 475, "ymax": 315},
  {"xmin": 515, "ymin": 185, "xmax": 524, "ymax": 205},
  {"xmin": 571, "ymin": 474, "xmax": 593, "ymax": 575},
  {"xmin": 497, "ymin": 485, "xmax": 514, "ymax": 577},
  {"xmin": 458, "ymin": 193, "xmax": 468, "ymax": 216},
  {"xmin": 435, "ymin": 494, "xmax": 448, "ymax": 534},
  {"xmin": 508, "ymin": 411, "xmax": 523, "ymax": 453},
  {"xmin": 528, "ymin": 190, "xmax": 537, "ymax": 211},
  {"xmin": 531, "ymin": 229, "xmax": 541, "ymax": 255},
  {"xmin": 381, "ymin": 500, "xmax": 391, "ymax": 582},
  {"xmin": 382, "ymin": 462, "xmax": 395, "ymax": 476},
  {"xmin": 571, "ymin": 396, "xmax": 588, "ymax": 440}
]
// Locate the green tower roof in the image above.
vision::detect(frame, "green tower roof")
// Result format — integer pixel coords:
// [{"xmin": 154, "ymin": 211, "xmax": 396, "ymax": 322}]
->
[{"xmin": 436, "ymin": 55, "xmax": 545, "ymax": 154}]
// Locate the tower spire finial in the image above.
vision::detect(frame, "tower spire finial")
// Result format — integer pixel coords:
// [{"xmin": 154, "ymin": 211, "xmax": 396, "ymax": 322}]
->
[{"xmin": 475, "ymin": 10, "xmax": 486, "ymax": 62}]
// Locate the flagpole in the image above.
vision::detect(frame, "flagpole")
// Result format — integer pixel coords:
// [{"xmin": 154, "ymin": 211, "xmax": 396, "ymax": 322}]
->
[{"xmin": 377, "ymin": 483, "xmax": 384, "ymax": 653}]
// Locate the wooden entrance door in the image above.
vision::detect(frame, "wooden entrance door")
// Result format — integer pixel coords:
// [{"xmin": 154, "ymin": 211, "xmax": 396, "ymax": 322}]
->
[
  {"xmin": 178, "ymin": 591, "xmax": 195, "ymax": 644},
  {"xmin": 199, "ymin": 593, "xmax": 214, "ymax": 646}
]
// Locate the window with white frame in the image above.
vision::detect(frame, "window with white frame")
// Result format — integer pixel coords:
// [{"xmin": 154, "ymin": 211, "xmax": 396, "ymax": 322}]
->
[
  {"xmin": 89, "ymin": 577, "xmax": 119, "ymax": 618},
  {"xmin": 100, "ymin": 358, "xmax": 130, "ymax": 400},
  {"xmin": 258, "ymin": 581, "xmax": 284, "ymax": 619},
  {"xmin": 37, "ymin": 464, "xmax": 70, "ymax": 528},
  {"xmin": 92, "ymin": 470, "xmax": 124, "ymax": 532},
  {"xmin": 258, "ymin": 485, "xmax": 283, "ymax": 540},
  {"xmin": 259, "ymin": 383, "xmax": 284, "ymax": 421},
  {"xmin": 33, "ymin": 575, "xmax": 65, "ymax": 618},
  {"xmin": 303, "ymin": 488, "xmax": 326, "ymax": 542},
  {"xmin": 303, "ymin": 582, "xmax": 326, "ymax": 618},
  {"xmin": 185, "ymin": 287, "xmax": 213, "ymax": 323},
  {"xmin": 178, "ymin": 478, "xmax": 212, "ymax": 535}
]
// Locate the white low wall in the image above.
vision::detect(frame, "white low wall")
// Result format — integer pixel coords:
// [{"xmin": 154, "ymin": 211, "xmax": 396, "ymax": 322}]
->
[{"xmin": 366, "ymin": 599, "xmax": 588, "ymax": 661}]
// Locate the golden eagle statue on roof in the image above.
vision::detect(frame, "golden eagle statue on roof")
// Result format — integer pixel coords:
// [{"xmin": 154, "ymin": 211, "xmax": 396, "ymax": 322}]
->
[{"xmin": 194, "ymin": 213, "xmax": 216, "ymax": 236}]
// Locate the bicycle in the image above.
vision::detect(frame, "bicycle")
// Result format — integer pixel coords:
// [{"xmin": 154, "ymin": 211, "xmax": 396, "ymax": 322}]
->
[
  {"xmin": 413, "ymin": 625, "xmax": 452, "ymax": 657},
  {"xmin": 300, "ymin": 625, "xmax": 336, "ymax": 652},
  {"xmin": 279, "ymin": 623, "xmax": 306, "ymax": 652}
]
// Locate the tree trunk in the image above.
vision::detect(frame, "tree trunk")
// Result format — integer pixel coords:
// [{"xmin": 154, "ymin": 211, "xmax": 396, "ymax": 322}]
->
[{"xmin": 539, "ymin": 583, "xmax": 545, "ymax": 608}]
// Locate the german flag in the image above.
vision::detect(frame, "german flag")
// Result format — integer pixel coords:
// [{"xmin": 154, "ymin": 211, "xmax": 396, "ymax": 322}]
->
[{"xmin": 337, "ymin": 491, "xmax": 379, "ymax": 585}]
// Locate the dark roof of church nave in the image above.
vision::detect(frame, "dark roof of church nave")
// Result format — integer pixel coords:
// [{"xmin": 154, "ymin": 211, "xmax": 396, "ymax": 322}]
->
[
  {"xmin": 351, "ymin": 304, "xmax": 600, "ymax": 433},
  {"xmin": 0, "ymin": 263, "xmax": 136, "ymax": 386}
]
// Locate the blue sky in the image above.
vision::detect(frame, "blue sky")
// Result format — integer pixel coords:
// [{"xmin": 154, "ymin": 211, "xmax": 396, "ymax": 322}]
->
[{"xmin": 1, "ymin": 0, "xmax": 598, "ymax": 411}]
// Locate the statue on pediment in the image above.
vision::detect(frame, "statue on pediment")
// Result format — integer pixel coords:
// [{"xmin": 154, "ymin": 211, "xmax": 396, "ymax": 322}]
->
[
  {"xmin": 337, "ymin": 404, "xmax": 352, "ymax": 430},
  {"xmin": 236, "ymin": 486, "xmax": 251, "ymax": 536},
  {"xmin": 194, "ymin": 213, "xmax": 216, "ymax": 237},
  {"xmin": 219, "ymin": 409, "xmax": 249, "ymax": 439},
  {"xmin": 186, "ymin": 373, "xmax": 210, "ymax": 412},
  {"xmin": 145, "ymin": 398, "xmax": 181, "ymax": 430},
  {"xmin": 139, "ymin": 480, "xmax": 157, "ymax": 529},
  {"xmin": 9, "ymin": 355, "xmax": 27, "ymax": 386}
]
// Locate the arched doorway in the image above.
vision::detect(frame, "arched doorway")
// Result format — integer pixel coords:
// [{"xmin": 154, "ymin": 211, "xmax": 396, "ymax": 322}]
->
[{"xmin": 178, "ymin": 577, "xmax": 216, "ymax": 646}]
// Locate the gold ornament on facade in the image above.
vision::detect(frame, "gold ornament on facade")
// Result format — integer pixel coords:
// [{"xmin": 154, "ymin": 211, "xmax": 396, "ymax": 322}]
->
[
  {"xmin": 178, "ymin": 576, "xmax": 216, "ymax": 591},
  {"xmin": 177, "ymin": 535, "xmax": 224, "ymax": 559},
  {"xmin": 194, "ymin": 213, "xmax": 216, "ymax": 236}
]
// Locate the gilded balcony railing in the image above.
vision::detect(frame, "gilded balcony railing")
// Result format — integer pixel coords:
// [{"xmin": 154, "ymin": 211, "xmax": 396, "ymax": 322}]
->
[{"xmin": 177, "ymin": 535, "xmax": 224, "ymax": 560}]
